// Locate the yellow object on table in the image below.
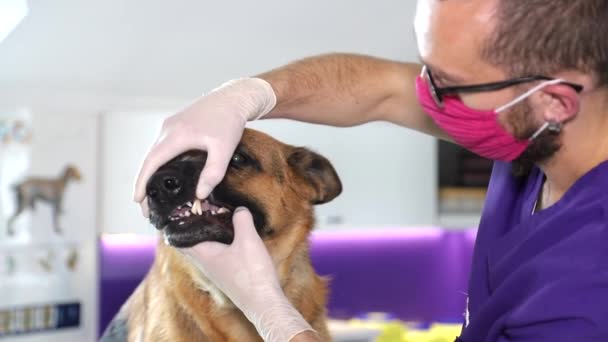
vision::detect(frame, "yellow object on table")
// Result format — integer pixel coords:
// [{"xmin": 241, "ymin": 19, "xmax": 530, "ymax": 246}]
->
[
  {"xmin": 329, "ymin": 313, "xmax": 462, "ymax": 342},
  {"xmin": 403, "ymin": 323, "xmax": 462, "ymax": 342},
  {"xmin": 350, "ymin": 320, "xmax": 461, "ymax": 341},
  {"xmin": 348, "ymin": 318, "xmax": 407, "ymax": 342}
]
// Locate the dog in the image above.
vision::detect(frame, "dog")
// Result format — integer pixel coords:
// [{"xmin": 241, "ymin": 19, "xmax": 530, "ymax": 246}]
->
[
  {"xmin": 7, "ymin": 165, "xmax": 82, "ymax": 235},
  {"xmin": 101, "ymin": 128, "xmax": 342, "ymax": 341}
]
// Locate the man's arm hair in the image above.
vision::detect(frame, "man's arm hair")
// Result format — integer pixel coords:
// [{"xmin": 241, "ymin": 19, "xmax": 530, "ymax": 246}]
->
[{"xmin": 257, "ymin": 53, "xmax": 449, "ymax": 140}]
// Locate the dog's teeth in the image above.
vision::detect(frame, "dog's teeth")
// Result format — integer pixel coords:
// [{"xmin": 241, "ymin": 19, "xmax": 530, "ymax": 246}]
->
[
  {"xmin": 211, "ymin": 210, "xmax": 217, "ymax": 216},
  {"xmin": 178, "ymin": 221, "xmax": 185, "ymax": 226},
  {"xmin": 185, "ymin": 211, "xmax": 191, "ymax": 217},
  {"xmin": 177, "ymin": 205, "xmax": 182, "ymax": 210},
  {"xmin": 191, "ymin": 199, "xmax": 201, "ymax": 215},
  {"xmin": 186, "ymin": 201, "xmax": 193, "ymax": 207},
  {"xmin": 217, "ymin": 208, "xmax": 229, "ymax": 214}
]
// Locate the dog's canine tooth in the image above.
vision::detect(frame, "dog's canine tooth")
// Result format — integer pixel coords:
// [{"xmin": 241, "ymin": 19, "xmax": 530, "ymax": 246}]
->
[{"xmin": 191, "ymin": 199, "xmax": 202, "ymax": 215}]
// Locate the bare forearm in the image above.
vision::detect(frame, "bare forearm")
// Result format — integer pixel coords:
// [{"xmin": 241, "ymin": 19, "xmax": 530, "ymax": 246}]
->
[{"xmin": 256, "ymin": 53, "xmax": 447, "ymax": 139}]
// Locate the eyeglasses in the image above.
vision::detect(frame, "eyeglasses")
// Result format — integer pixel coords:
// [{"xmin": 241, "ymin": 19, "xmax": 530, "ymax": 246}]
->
[{"xmin": 422, "ymin": 65, "xmax": 584, "ymax": 108}]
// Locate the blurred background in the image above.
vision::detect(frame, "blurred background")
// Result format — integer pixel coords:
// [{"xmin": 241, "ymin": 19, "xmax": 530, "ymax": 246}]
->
[{"xmin": 0, "ymin": 0, "xmax": 491, "ymax": 341}]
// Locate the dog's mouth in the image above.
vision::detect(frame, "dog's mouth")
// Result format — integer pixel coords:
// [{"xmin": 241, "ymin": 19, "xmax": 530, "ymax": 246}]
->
[
  {"xmin": 157, "ymin": 195, "xmax": 237, "ymax": 248},
  {"xmin": 146, "ymin": 152, "xmax": 269, "ymax": 248},
  {"xmin": 168, "ymin": 198, "xmax": 232, "ymax": 223}
]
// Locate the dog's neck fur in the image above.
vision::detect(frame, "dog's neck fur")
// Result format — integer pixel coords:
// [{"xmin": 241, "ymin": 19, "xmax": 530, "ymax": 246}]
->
[
  {"xmin": 179, "ymin": 252, "xmax": 232, "ymax": 308},
  {"xmin": 123, "ymin": 208, "xmax": 329, "ymax": 340},
  {"xmin": 60, "ymin": 170, "xmax": 75, "ymax": 188},
  {"xmin": 167, "ymin": 223, "xmax": 313, "ymax": 310},
  {"xmin": 151, "ymin": 219, "xmax": 323, "ymax": 335}
]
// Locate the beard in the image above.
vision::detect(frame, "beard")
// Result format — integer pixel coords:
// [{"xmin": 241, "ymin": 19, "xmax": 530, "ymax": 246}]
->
[{"xmin": 504, "ymin": 100, "xmax": 562, "ymax": 177}]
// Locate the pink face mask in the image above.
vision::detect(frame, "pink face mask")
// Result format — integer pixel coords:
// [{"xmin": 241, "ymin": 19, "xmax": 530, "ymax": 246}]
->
[{"xmin": 415, "ymin": 74, "xmax": 563, "ymax": 161}]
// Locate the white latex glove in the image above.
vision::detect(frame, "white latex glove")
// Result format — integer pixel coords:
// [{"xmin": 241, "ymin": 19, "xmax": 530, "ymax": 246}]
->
[
  {"xmin": 183, "ymin": 208, "xmax": 317, "ymax": 342},
  {"xmin": 133, "ymin": 78, "xmax": 276, "ymax": 216}
]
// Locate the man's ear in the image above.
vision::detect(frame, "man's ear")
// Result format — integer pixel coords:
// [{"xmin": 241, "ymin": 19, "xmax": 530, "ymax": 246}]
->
[
  {"xmin": 288, "ymin": 147, "xmax": 342, "ymax": 204},
  {"xmin": 538, "ymin": 84, "xmax": 581, "ymax": 124}
]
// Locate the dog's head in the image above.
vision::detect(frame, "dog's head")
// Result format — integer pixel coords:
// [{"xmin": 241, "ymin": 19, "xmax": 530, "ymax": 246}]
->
[
  {"xmin": 64, "ymin": 165, "xmax": 82, "ymax": 181},
  {"xmin": 145, "ymin": 128, "xmax": 342, "ymax": 248}
]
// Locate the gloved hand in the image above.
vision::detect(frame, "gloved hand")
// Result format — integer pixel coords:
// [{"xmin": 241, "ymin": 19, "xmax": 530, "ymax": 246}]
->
[
  {"xmin": 133, "ymin": 78, "xmax": 277, "ymax": 216},
  {"xmin": 183, "ymin": 208, "xmax": 317, "ymax": 342}
]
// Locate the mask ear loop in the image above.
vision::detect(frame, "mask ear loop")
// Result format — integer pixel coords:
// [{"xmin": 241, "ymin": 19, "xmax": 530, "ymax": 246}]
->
[
  {"xmin": 528, "ymin": 121, "xmax": 562, "ymax": 141},
  {"xmin": 494, "ymin": 78, "xmax": 566, "ymax": 141},
  {"xmin": 496, "ymin": 79, "xmax": 565, "ymax": 113}
]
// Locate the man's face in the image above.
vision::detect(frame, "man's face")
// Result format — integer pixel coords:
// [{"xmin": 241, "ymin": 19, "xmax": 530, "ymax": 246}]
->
[{"xmin": 414, "ymin": 0, "xmax": 561, "ymax": 173}]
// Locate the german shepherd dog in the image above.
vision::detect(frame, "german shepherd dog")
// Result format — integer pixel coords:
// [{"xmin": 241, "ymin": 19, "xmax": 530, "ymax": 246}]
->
[{"xmin": 101, "ymin": 128, "xmax": 341, "ymax": 341}]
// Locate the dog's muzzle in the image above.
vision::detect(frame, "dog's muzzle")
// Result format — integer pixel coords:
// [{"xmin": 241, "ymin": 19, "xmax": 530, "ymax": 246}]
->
[{"xmin": 144, "ymin": 158, "xmax": 235, "ymax": 247}]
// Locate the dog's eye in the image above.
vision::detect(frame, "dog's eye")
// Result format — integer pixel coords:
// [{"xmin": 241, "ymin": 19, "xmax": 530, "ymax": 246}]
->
[{"xmin": 230, "ymin": 153, "xmax": 247, "ymax": 167}]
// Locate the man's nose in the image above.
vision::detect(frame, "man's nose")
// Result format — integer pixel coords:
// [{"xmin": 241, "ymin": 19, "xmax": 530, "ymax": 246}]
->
[{"xmin": 146, "ymin": 170, "xmax": 184, "ymax": 204}]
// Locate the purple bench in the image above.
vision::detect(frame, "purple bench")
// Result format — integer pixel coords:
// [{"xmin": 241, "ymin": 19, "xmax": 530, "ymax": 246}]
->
[{"xmin": 99, "ymin": 228, "xmax": 476, "ymax": 335}]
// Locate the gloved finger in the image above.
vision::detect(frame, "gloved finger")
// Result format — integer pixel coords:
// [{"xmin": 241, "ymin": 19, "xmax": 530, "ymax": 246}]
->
[
  {"xmin": 196, "ymin": 148, "xmax": 231, "ymax": 199},
  {"xmin": 133, "ymin": 137, "xmax": 191, "ymax": 202},
  {"xmin": 231, "ymin": 207, "xmax": 262, "ymax": 244},
  {"xmin": 140, "ymin": 198, "xmax": 150, "ymax": 218}
]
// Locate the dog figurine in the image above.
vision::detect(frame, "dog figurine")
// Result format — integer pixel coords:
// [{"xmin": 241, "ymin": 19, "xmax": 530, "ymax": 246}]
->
[
  {"xmin": 101, "ymin": 128, "xmax": 342, "ymax": 341},
  {"xmin": 7, "ymin": 165, "xmax": 82, "ymax": 235}
]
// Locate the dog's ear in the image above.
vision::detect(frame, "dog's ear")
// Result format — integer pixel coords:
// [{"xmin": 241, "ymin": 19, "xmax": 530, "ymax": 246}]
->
[{"xmin": 288, "ymin": 147, "xmax": 342, "ymax": 204}]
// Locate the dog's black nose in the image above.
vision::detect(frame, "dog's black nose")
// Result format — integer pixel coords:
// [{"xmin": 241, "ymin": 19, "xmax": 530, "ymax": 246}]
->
[{"xmin": 146, "ymin": 171, "xmax": 184, "ymax": 203}]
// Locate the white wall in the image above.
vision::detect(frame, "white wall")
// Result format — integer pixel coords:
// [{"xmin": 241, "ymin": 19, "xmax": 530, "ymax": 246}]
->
[
  {"xmin": 101, "ymin": 112, "xmax": 168, "ymax": 235},
  {"xmin": 0, "ymin": 0, "xmax": 421, "ymax": 100}
]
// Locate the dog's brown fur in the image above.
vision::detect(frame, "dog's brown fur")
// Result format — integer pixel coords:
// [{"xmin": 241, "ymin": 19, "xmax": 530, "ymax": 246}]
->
[{"xmin": 106, "ymin": 129, "xmax": 341, "ymax": 341}]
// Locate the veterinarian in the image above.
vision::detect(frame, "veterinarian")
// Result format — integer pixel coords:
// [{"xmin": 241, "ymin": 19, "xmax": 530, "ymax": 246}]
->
[{"xmin": 134, "ymin": 1, "xmax": 608, "ymax": 341}]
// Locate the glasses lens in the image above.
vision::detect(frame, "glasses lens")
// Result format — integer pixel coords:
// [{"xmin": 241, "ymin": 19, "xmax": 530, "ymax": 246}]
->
[{"xmin": 424, "ymin": 67, "xmax": 444, "ymax": 107}]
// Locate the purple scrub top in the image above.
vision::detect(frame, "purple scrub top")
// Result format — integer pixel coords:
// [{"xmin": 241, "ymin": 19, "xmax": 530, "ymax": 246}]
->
[{"xmin": 457, "ymin": 161, "xmax": 608, "ymax": 342}]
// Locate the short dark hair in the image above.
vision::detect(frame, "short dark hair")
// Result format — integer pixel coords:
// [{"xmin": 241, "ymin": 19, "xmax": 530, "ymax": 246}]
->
[{"xmin": 482, "ymin": 1, "xmax": 608, "ymax": 87}]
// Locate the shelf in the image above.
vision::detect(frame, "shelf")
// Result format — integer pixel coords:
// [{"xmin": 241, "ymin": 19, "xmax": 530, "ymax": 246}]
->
[{"xmin": 437, "ymin": 212, "xmax": 481, "ymax": 229}]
